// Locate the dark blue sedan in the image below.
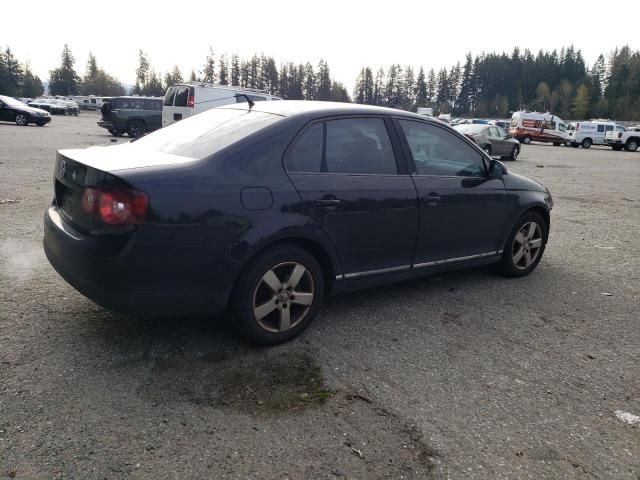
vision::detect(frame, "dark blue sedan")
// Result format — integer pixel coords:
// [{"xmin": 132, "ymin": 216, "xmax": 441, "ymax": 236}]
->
[{"xmin": 44, "ymin": 101, "xmax": 553, "ymax": 345}]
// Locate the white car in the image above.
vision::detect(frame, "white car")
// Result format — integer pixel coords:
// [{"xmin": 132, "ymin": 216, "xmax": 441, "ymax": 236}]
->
[{"xmin": 162, "ymin": 83, "xmax": 281, "ymax": 127}]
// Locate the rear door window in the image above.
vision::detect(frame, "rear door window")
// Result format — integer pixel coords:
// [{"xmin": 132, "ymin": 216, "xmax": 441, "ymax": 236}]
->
[
  {"xmin": 163, "ymin": 87, "xmax": 177, "ymax": 106},
  {"xmin": 174, "ymin": 87, "xmax": 190, "ymax": 107},
  {"xmin": 324, "ymin": 118, "xmax": 397, "ymax": 174},
  {"xmin": 286, "ymin": 123, "xmax": 323, "ymax": 173},
  {"xmin": 597, "ymin": 125, "xmax": 605, "ymax": 133}
]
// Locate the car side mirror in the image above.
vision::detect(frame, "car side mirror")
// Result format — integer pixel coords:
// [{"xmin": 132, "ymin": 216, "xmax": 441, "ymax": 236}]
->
[{"xmin": 488, "ymin": 159, "xmax": 508, "ymax": 178}]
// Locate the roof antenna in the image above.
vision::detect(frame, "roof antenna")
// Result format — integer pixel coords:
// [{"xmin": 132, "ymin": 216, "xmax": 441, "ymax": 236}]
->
[{"xmin": 236, "ymin": 94, "xmax": 254, "ymax": 108}]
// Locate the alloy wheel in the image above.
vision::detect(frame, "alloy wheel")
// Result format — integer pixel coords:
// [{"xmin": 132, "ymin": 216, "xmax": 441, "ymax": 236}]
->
[
  {"xmin": 511, "ymin": 222, "xmax": 543, "ymax": 270},
  {"xmin": 15, "ymin": 114, "xmax": 27, "ymax": 126},
  {"xmin": 252, "ymin": 262, "xmax": 315, "ymax": 333}
]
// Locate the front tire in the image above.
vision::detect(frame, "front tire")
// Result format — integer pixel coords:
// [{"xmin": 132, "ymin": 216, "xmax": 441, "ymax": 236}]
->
[
  {"xmin": 571, "ymin": 142, "xmax": 580, "ymax": 148},
  {"xmin": 498, "ymin": 211, "xmax": 548, "ymax": 278},
  {"xmin": 35, "ymin": 121, "xmax": 46, "ymax": 126},
  {"xmin": 522, "ymin": 136, "xmax": 531, "ymax": 145},
  {"xmin": 231, "ymin": 245, "xmax": 324, "ymax": 345},
  {"xmin": 15, "ymin": 113, "xmax": 28, "ymax": 126},
  {"xmin": 612, "ymin": 145, "xmax": 623, "ymax": 151}
]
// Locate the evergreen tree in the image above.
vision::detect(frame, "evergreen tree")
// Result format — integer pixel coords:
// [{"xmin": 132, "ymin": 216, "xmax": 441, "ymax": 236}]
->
[
  {"xmin": 330, "ymin": 81, "xmax": 350, "ymax": 102},
  {"xmin": 373, "ymin": 67, "xmax": 385, "ymax": 106},
  {"xmin": 48, "ymin": 44, "xmax": 80, "ymax": 96},
  {"xmin": 426, "ymin": 68, "xmax": 436, "ymax": 105},
  {"xmin": 190, "ymin": 69, "xmax": 197, "ymax": 82},
  {"xmin": 457, "ymin": 54, "xmax": 474, "ymax": 114},
  {"xmin": 144, "ymin": 70, "xmax": 164, "ymax": 96},
  {"xmin": 303, "ymin": 62, "xmax": 317, "ymax": 100},
  {"xmin": 0, "ymin": 47, "xmax": 23, "ymax": 96},
  {"xmin": 21, "ymin": 63, "xmax": 43, "ymax": 98},
  {"xmin": 240, "ymin": 59, "xmax": 250, "ymax": 88},
  {"xmin": 317, "ymin": 59, "xmax": 332, "ymax": 100},
  {"xmin": 415, "ymin": 67, "xmax": 428, "ymax": 108},
  {"xmin": 202, "ymin": 47, "xmax": 216, "ymax": 83},
  {"xmin": 217, "ymin": 54, "xmax": 228, "ymax": 85},
  {"xmin": 230, "ymin": 54, "xmax": 240, "ymax": 86},
  {"xmin": 134, "ymin": 50, "xmax": 149, "ymax": 94},
  {"xmin": 401, "ymin": 66, "xmax": 415, "ymax": 110}
]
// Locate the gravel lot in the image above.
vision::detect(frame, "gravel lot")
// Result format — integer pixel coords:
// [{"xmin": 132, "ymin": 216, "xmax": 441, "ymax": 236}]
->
[{"xmin": 1, "ymin": 114, "xmax": 639, "ymax": 479}]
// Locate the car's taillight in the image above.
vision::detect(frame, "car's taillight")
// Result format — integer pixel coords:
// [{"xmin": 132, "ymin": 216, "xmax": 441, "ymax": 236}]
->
[
  {"xmin": 187, "ymin": 95, "xmax": 194, "ymax": 108},
  {"xmin": 82, "ymin": 187, "xmax": 149, "ymax": 225}
]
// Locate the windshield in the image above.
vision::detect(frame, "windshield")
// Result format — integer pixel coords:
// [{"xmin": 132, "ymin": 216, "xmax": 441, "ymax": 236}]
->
[
  {"xmin": 454, "ymin": 124, "xmax": 486, "ymax": 135},
  {"xmin": 130, "ymin": 107, "xmax": 282, "ymax": 159},
  {"xmin": 0, "ymin": 96, "xmax": 24, "ymax": 107}
]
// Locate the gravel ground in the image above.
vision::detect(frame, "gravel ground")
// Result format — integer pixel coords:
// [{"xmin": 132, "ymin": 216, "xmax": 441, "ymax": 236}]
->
[{"xmin": 1, "ymin": 114, "xmax": 639, "ymax": 479}]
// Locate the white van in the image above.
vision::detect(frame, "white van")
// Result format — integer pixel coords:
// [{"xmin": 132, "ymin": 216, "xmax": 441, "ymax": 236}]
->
[
  {"xmin": 510, "ymin": 111, "xmax": 569, "ymax": 145},
  {"xmin": 567, "ymin": 120, "xmax": 627, "ymax": 148},
  {"xmin": 162, "ymin": 83, "xmax": 281, "ymax": 127}
]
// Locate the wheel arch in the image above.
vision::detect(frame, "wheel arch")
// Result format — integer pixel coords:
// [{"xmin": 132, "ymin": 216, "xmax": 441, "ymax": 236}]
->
[
  {"xmin": 501, "ymin": 203, "xmax": 551, "ymax": 252},
  {"xmin": 231, "ymin": 235, "xmax": 340, "ymax": 300}
]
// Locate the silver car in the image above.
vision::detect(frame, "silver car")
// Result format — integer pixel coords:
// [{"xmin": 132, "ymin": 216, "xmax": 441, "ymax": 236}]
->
[{"xmin": 454, "ymin": 124, "xmax": 521, "ymax": 161}]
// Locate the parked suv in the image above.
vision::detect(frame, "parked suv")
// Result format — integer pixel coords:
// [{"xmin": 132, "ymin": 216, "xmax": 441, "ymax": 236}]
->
[
  {"xmin": 97, "ymin": 96, "xmax": 163, "ymax": 138},
  {"xmin": 0, "ymin": 95, "xmax": 51, "ymax": 126}
]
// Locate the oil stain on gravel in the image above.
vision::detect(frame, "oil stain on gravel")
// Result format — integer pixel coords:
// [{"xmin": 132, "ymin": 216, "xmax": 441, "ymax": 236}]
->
[{"xmin": 138, "ymin": 350, "xmax": 335, "ymax": 414}]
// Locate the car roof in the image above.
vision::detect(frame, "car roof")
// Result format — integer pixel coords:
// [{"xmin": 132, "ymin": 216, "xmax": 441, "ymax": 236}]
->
[{"xmin": 218, "ymin": 100, "xmax": 444, "ymax": 123}]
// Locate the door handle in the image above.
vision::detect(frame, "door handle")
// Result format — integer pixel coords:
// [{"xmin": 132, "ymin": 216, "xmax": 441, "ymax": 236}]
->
[
  {"xmin": 314, "ymin": 198, "xmax": 341, "ymax": 207},
  {"xmin": 422, "ymin": 194, "xmax": 441, "ymax": 205}
]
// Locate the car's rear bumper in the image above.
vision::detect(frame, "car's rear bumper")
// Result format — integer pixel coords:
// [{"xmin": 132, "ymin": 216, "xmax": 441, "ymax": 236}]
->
[
  {"xmin": 97, "ymin": 121, "xmax": 113, "ymax": 130},
  {"xmin": 43, "ymin": 206, "xmax": 227, "ymax": 318},
  {"xmin": 605, "ymin": 139, "xmax": 623, "ymax": 145}
]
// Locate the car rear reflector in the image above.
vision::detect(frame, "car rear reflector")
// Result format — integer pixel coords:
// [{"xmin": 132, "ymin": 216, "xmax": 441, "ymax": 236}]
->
[
  {"xmin": 187, "ymin": 95, "xmax": 194, "ymax": 108},
  {"xmin": 82, "ymin": 187, "xmax": 149, "ymax": 225}
]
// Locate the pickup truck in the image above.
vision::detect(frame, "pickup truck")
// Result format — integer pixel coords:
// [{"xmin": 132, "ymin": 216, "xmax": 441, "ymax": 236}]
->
[{"xmin": 605, "ymin": 128, "xmax": 640, "ymax": 152}]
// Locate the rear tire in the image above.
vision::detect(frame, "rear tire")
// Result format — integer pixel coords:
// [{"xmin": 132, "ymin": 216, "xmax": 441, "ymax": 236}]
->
[
  {"xmin": 497, "ymin": 211, "xmax": 548, "ymax": 278},
  {"xmin": 581, "ymin": 138, "xmax": 592, "ymax": 149},
  {"xmin": 553, "ymin": 142, "xmax": 561, "ymax": 146},
  {"xmin": 127, "ymin": 120, "xmax": 146, "ymax": 138},
  {"xmin": 231, "ymin": 245, "xmax": 324, "ymax": 345},
  {"xmin": 522, "ymin": 136, "xmax": 531, "ymax": 145},
  {"xmin": 571, "ymin": 142, "xmax": 580, "ymax": 148},
  {"xmin": 625, "ymin": 139, "xmax": 639, "ymax": 152}
]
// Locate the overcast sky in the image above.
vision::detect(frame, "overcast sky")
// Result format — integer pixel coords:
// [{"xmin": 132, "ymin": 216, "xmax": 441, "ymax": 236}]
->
[{"xmin": 2, "ymin": 0, "xmax": 637, "ymax": 91}]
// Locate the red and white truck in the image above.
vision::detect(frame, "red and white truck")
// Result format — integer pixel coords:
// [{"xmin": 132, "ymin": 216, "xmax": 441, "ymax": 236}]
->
[{"xmin": 510, "ymin": 111, "xmax": 570, "ymax": 145}]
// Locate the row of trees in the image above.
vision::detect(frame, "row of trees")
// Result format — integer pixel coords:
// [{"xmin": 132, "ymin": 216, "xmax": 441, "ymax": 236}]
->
[
  {"xmin": 132, "ymin": 48, "xmax": 350, "ymax": 102},
  {"xmin": 353, "ymin": 45, "xmax": 640, "ymax": 120},
  {"xmin": 2, "ymin": 44, "xmax": 640, "ymax": 119},
  {"xmin": 0, "ymin": 47, "xmax": 45, "ymax": 98}
]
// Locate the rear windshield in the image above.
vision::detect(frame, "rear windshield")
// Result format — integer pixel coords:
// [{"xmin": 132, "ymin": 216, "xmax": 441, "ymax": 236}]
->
[
  {"xmin": 163, "ymin": 87, "xmax": 176, "ymax": 106},
  {"xmin": 130, "ymin": 108, "xmax": 282, "ymax": 159},
  {"xmin": 174, "ymin": 86, "xmax": 191, "ymax": 107},
  {"xmin": 454, "ymin": 124, "xmax": 486, "ymax": 135}
]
